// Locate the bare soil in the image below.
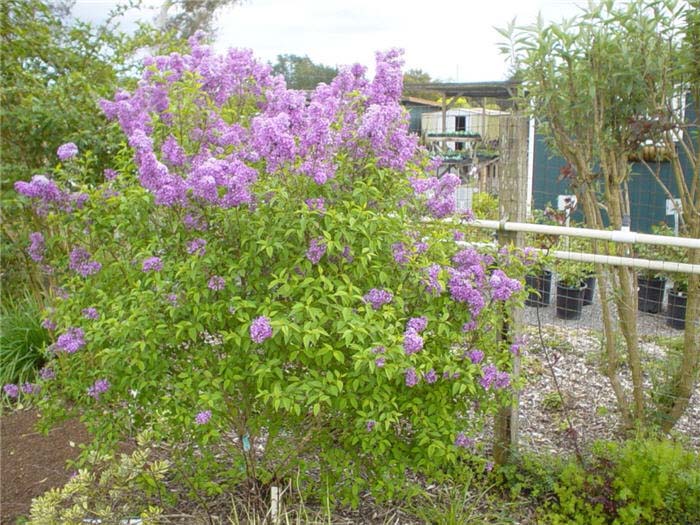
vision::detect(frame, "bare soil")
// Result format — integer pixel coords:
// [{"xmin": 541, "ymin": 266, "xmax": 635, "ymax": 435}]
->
[{"xmin": 1, "ymin": 409, "xmax": 89, "ymax": 525}]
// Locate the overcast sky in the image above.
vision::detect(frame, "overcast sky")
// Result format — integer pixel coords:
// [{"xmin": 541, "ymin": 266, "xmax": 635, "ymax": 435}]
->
[{"xmin": 73, "ymin": 0, "xmax": 587, "ymax": 81}]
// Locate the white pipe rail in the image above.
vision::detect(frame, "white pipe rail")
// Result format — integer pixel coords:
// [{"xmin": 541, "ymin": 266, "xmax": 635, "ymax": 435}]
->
[
  {"xmin": 469, "ymin": 219, "xmax": 700, "ymax": 249},
  {"xmin": 456, "ymin": 241, "xmax": 700, "ymax": 275},
  {"xmin": 550, "ymin": 249, "xmax": 700, "ymax": 275}
]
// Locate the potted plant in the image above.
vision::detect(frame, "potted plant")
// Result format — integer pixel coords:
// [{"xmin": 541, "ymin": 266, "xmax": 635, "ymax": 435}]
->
[
  {"xmin": 525, "ymin": 208, "xmax": 561, "ymax": 308},
  {"xmin": 571, "ymin": 238, "xmax": 596, "ymax": 306},
  {"xmin": 634, "ymin": 225, "xmax": 671, "ymax": 314},
  {"xmin": 555, "ymin": 259, "xmax": 589, "ymax": 320},
  {"xmin": 666, "ymin": 272, "xmax": 688, "ymax": 330}
]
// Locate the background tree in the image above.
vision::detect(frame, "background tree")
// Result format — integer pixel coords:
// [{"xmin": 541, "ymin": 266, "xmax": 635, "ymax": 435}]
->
[
  {"xmin": 502, "ymin": 0, "xmax": 697, "ymax": 431},
  {"xmin": 0, "ymin": 0, "xmax": 182, "ymax": 302},
  {"xmin": 271, "ymin": 54, "xmax": 338, "ymax": 90},
  {"xmin": 158, "ymin": 0, "xmax": 244, "ymax": 39},
  {"xmin": 403, "ymin": 68, "xmax": 440, "ymax": 100}
]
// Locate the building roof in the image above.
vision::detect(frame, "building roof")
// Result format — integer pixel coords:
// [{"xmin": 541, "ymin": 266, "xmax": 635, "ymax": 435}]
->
[
  {"xmin": 405, "ymin": 81, "xmax": 521, "ymax": 101},
  {"xmin": 400, "ymin": 96, "xmax": 443, "ymax": 107}
]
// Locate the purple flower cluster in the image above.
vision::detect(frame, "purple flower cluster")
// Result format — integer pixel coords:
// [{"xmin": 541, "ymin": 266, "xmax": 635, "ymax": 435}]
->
[
  {"xmin": 3, "ymin": 384, "xmax": 19, "ymax": 398},
  {"xmin": 414, "ymin": 241, "xmax": 428, "ymax": 254},
  {"xmin": 56, "ymin": 328, "xmax": 85, "ymax": 353},
  {"xmin": 519, "ymin": 246, "xmax": 538, "ymax": 266},
  {"xmin": 69, "ymin": 247, "xmax": 101, "ymax": 277},
  {"xmin": 187, "ymin": 238, "xmax": 207, "ymax": 256},
  {"xmin": 87, "ymin": 378, "xmax": 110, "ymax": 399},
  {"xmin": 424, "ymin": 369, "xmax": 438, "ymax": 384},
  {"xmin": 366, "ymin": 420, "xmax": 377, "ymax": 431},
  {"xmin": 423, "ymin": 263, "xmax": 443, "ymax": 295},
  {"xmin": 406, "ymin": 316, "xmax": 428, "ymax": 334},
  {"xmin": 42, "ymin": 318, "xmax": 56, "ymax": 331},
  {"xmin": 21, "ymin": 382, "xmax": 39, "ymax": 394},
  {"xmin": 12, "ymin": 174, "xmax": 87, "ymax": 215},
  {"xmin": 82, "ymin": 307, "xmax": 99, "ymax": 320},
  {"xmin": 403, "ymin": 316, "xmax": 428, "ymax": 355},
  {"xmin": 306, "ymin": 237, "xmax": 327, "ymax": 264},
  {"xmin": 183, "ymin": 214, "xmax": 208, "ymax": 231},
  {"xmin": 208, "ymin": 275, "xmax": 226, "ymax": 290},
  {"xmin": 405, "ymin": 367, "xmax": 419, "ymax": 387},
  {"xmin": 15, "ymin": 175, "xmax": 64, "ymax": 202},
  {"xmin": 372, "ymin": 345, "xmax": 386, "ymax": 367},
  {"xmin": 447, "ymin": 248, "xmax": 489, "ymax": 318},
  {"xmin": 305, "ymin": 198, "xmax": 325, "ymax": 213},
  {"xmin": 57, "ymin": 142, "xmax": 78, "ymax": 161},
  {"xmin": 250, "ymin": 316, "xmax": 273, "ymax": 343},
  {"xmin": 510, "ymin": 336, "xmax": 527, "ymax": 356},
  {"xmin": 403, "ymin": 331, "xmax": 424, "ymax": 355},
  {"xmin": 462, "ymin": 320, "xmax": 477, "ymax": 332},
  {"xmin": 489, "ymin": 269, "xmax": 523, "ymax": 301},
  {"xmin": 455, "ymin": 432, "xmax": 475, "ymax": 449},
  {"xmin": 28, "ymin": 232, "xmax": 45, "ymax": 262},
  {"xmin": 392, "ymin": 242, "xmax": 409, "ymax": 265},
  {"xmin": 142, "ymin": 256, "xmax": 163, "ymax": 272},
  {"xmin": 104, "ymin": 168, "xmax": 118, "ymax": 181},
  {"xmin": 195, "ymin": 410, "xmax": 212, "ymax": 425},
  {"xmin": 467, "ymin": 349, "xmax": 485, "ymax": 364},
  {"xmin": 363, "ymin": 288, "xmax": 393, "ymax": 310},
  {"xmin": 98, "ymin": 38, "xmax": 420, "ymax": 210},
  {"xmin": 40, "ymin": 367, "xmax": 55, "ymax": 380},
  {"xmin": 411, "ymin": 173, "xmax": 460, "ymax": 218},
  {"xmin": 480, "ymin": 363, "xmax": 510, "ymax": 390}
]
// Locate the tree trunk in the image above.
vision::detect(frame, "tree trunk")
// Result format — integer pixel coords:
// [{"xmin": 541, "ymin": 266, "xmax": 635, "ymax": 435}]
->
[
  {"xmin": 604, "ymin": 157, "xmax": 645, "ymax": 424},
  {"xmin": 661, "ymin": 246, "xmax": 700, "ymax": 431},
  {"xmin": 579, "ymin": 183, "xmax": 633, "ymax": 427}
]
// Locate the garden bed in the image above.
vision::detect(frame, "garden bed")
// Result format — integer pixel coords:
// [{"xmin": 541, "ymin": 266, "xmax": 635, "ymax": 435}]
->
[{"xmin": 3, "ymin": 323, "xmax": 696, "ymax": 524}]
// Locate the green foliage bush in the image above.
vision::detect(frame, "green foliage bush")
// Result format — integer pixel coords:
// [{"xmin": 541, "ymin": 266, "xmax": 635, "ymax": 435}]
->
[
  {"xmin": 14, "ymin": 40, "xmax": 532, "ymax": 507},
  {"xmin": 545, "ymin": 439, "xmax": 700, "ymax": 525}
]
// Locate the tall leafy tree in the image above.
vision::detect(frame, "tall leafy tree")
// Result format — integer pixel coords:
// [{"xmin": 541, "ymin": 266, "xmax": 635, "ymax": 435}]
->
[
  {"xmin": 503, "ymin": 0, "xmax": 698, "ymax": 430},
  {"xmin": 271, "ymin": 54, "xmax": 338, "ymax": 90},
  {"xmin": 0, "ymin": 0, "xmax": 182, "ymax": 299},
  {"xmin": 158, "ymin": 0, "xmax": 244, "ymax": 39}
]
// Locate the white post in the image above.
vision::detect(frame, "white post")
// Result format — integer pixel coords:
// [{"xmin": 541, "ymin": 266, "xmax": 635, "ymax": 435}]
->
[{"xmin": 270, "ymin": 485, "xmax": 280, "ymax": 525}]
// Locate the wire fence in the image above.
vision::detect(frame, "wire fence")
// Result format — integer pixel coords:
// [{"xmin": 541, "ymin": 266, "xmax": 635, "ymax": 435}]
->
[{"xmin": 419, "ymin": 107, "xmax": 699, "ymax": 455}]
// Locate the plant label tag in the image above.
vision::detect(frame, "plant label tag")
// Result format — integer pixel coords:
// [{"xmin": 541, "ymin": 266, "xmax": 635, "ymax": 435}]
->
[
  {"xmin": 557, "ymin": 195, "xmax": 577, "ymax": 211},
  {"xmin": 666, "ymin": 198, "xmax": 681, "ymax": 215}
]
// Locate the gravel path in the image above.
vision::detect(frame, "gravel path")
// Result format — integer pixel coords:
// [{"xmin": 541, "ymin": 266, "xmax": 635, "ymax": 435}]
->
[{"xmin": 517, "ymin": 323, "xmax": 699, "ymax": 456}]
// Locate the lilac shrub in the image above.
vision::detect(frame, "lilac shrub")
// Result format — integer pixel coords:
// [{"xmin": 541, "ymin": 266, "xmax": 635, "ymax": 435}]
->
[{"xmin": 13, "ymin": 34, "xmax": 531, "ymax": 504}]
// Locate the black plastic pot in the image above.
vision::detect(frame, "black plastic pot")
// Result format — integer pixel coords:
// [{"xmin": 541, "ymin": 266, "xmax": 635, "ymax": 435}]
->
[
  {"xmin": 525, "ymin": 270, "xmax": 552, "ymax": 307},
  {"xmin": 666, "ymin": 289, "xmax": 687, "ymax": 330},
  {"xmin": 556, "ymin": 281, "xmax": 586, "ymax": 320},
  {"xmin": 638, "ymin": 276, "xmax": 666, "ymax": 314},
  {"xmin": 582, "ymin": 275, "xmax": 596, "ymax": 306}
]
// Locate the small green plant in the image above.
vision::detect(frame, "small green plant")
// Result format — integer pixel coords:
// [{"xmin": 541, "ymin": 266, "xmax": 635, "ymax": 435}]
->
[
  {"xmin": 498, "ymin": 451, "xmax": 564, "ymax": 503},
  {"xmin": 472, "ymin": 192, "xmax": 499, "ymax": 220},
  {"xmin": 634, "ymin": 222, "xmax": 674, "ymax": 280},
  {"xmin": 555, "ymin": 236, "xmax": 594, "ymax": 288},
  {"xmin": 0, "ymin": 293, "xmax": 49, "ymax": 388},
  {"xmin": 544, "ymin": 438, "xmax": 700, "ymax": 525},
  {"xmin": 408, "ymin": 468, "xmax": 525, "ymax": 525},
  {"xmin": 28, "ymin": 431, "xmax": 170, "ymax": 524},
  {"xmin": 541, "ymin": 391, "xmax": 566, "ymax": 411}
]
